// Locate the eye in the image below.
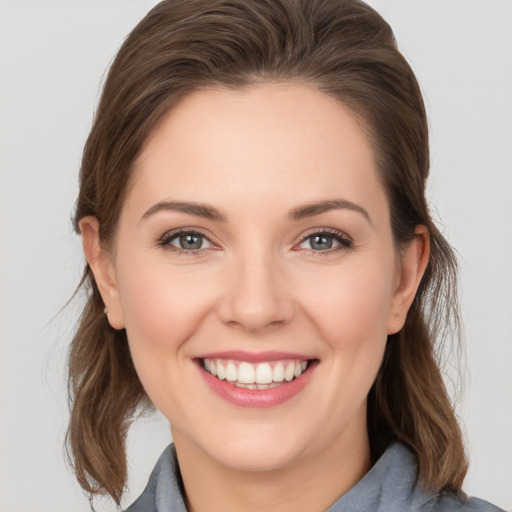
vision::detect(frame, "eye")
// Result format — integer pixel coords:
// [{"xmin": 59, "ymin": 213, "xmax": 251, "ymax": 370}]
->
[
  {"xmin": 296, "ymin": 229, "xmax": 352, "ymax": 252},
  {"xmin": 159, "ymin": 230, "xmax": 214, "ymax": 253}
]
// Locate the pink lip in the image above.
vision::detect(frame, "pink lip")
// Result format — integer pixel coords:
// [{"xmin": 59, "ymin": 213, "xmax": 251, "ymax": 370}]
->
[
  {"xmin": 196, "ymin": 358, "xmax": 318, "ymax": 409},
  {"xmin": 195, "ymin": 350, "xmax": 311, "ymax": 363}
]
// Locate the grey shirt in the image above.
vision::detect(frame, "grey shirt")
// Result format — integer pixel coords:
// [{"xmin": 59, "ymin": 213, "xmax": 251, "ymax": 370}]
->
[{"xmin": 125, "ymin": 443, "xmax": 504, "ymax": 511}]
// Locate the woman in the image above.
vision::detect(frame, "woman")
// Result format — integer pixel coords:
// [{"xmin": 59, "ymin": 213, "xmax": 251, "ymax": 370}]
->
[{"xmin": 67, "ymin": 0, "xmax": 504, "ymax": 510}]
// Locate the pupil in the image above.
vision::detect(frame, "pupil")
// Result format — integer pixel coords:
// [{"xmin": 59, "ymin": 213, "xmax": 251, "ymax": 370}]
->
[
  {"xmin": 180, "ymin": 233, "xmax": 202, "ymax": 250},
  {"xmin": 311, "ymin": 235, "xmax": 332, "ymax": 250}
]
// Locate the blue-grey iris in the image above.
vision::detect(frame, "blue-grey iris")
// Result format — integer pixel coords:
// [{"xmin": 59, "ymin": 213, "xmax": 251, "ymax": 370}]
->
[{"xmin": 311, "ymin": 235, "xmax": 333, "ymax": 250}]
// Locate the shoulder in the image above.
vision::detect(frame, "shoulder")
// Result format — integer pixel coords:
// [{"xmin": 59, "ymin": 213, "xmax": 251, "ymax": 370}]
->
[
  {"xmin": 420, "ymin": 494, "xmax": 506, "ymax": 512},
  {"xmin": 359, "ymin": 442, "xmax": 505, "ymax": 512},
  {"xmin": 327, "ymin": 442, "xmax": 506, "ymax": 512},
  {"xmin": 124, "ymin": 444, "xmax": 187, "ymax": 512}
]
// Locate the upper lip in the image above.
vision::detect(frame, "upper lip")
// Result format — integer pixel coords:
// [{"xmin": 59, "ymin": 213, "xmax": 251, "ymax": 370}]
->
[{"xmin": 195, "ymin": 350, "xmax": 313, "ymax": 363}]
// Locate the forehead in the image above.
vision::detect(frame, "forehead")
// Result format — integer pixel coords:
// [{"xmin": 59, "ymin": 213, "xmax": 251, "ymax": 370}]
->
[{"xmin": 129, "ymin": 83, "xmax": 386, "ymax": 221}]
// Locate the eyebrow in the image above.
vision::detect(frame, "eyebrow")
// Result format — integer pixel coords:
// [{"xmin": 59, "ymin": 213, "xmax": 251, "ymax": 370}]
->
[
  {"xmin": 288, "ymin": 199, "xmax": 371, "ymax": 224},
  {"xmin": 141, "ymin": 200, "xmax": 228, "ymax": 222},
  {"xmin": 141, "ymin": 198, "xmax": 371, "ymax": 224}
]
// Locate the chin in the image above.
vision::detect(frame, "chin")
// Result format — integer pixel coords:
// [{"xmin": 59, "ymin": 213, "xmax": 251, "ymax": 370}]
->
[
  {"xmin": 199, "ymin": 427, "xmax": 308, "ymax": 473},
  {"xmin": 215, "ymin": 445, "xmax": 302, "ymax": 473}
]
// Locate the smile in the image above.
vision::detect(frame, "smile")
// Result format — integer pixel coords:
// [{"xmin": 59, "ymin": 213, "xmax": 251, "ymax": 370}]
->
[
  {"xmin": 202, "ymin": 358, "xmax": 309, "ymax": 389},
  {"xmin": 196, "ymin": 353, "xmax": 317, "ymax": 408}
]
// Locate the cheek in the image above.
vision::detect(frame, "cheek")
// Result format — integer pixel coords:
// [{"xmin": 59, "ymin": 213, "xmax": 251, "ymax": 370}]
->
[
  {"xmin": 115, "ymin": 254, "xmax": 215, "ymax": 362},
  {"xmin": 297, "ymin": 257, "xmax": 394, "ymax": 353},
  {"xmin": 114, "ymin": 257, "xmax": 218, "ymax": 413}
]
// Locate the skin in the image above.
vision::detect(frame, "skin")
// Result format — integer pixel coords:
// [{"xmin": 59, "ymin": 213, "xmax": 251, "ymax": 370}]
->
[{"xmin": 81, "ymin": 83, "xmax": 429, "ymax": 512}]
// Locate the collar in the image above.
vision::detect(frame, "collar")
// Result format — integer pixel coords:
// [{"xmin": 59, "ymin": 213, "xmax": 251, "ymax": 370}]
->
[{"xmin": 125, "ymin": 442, "xmax": 469, "ymax": 512}]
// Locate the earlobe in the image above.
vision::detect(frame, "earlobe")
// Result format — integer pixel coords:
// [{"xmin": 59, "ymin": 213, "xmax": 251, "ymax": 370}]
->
[
  {"xmin": 79, "ymin": 216, "xmax": 125, "ymax": 330},
  {"xmin": 387, "ymin": 225, "xmax": 430, "ymax": 334}
]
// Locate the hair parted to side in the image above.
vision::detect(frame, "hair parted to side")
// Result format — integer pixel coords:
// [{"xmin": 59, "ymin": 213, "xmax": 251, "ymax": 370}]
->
[{"xmin": 68, "ymin": 0, "xmax": 467, "ymax": 506}]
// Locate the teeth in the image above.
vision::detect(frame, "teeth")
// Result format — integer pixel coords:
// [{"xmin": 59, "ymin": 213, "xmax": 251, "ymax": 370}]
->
[
  {"xmin": 284, "ymin": 362, "xmax": 295, "ymax": 382},
  {"xmin": 203, "ymin": 358, "xmax": 309, "ymax": 387},
  {"xmin": 273, "ymin": 363, "xmax": 284, "ymax": 382},
  {"xmin": 226, "ymin": 361, "xmax": 237, "ymax": 382},
  {"xmin": 236, "ymin": 382, "xmax": 257, "ymax": 389},
  {"xmin": 238, "ymin": 362, "xmax": 255, "ymax": 384},
  {"xmin": 255, "ymin": 363, "xmax": 273, "ymax": 384}
]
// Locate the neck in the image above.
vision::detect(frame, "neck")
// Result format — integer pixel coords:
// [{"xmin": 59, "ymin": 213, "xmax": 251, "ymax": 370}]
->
[{"xmin": 172, "ymin": 423, "xmax": 371, "ymax": 512}]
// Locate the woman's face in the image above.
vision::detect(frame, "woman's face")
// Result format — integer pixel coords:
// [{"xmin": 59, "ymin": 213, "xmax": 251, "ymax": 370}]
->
[{"xmin": 89, "ymin": 84, "xmax": 424, "ymax": 473}]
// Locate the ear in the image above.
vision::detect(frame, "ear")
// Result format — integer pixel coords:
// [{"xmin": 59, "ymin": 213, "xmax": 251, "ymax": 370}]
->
[
  {"xmin": 387, "ymin": 225, "xmax": 430, "ymax": 334},
  {"xmin": 79, "ymin": 216, "xmax": 125, "ymax": 330}
]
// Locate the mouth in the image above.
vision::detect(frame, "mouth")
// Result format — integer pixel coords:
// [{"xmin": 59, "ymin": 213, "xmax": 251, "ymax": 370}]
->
[
  {"xmin": 194, "ymin": 351, "xmax": 318, "ymax": 407},
  {"xmin": 201, "ymin": 358, "xmax": 312, "ymax": 390}
]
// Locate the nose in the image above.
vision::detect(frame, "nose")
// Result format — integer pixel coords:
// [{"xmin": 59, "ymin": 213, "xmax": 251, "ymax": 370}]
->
[{"xmin": 217, "ymin": 251, "xmax": 295, "ymax": 333}]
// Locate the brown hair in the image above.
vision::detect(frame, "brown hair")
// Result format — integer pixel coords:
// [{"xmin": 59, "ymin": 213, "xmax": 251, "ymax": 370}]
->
[{"xmin": 68, "ymin": 0, "xmax": 467, "ymax": 506}]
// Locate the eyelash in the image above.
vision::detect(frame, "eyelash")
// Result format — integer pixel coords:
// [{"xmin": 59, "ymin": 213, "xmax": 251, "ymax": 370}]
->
[
  {"xmin": 157, "ymin": 227, "xmax": 353, "ymax": 256},
  {"xmin": 295, "ymin": 228, "xmax": 353, "ymax": 255},
  {"xmin": 158, "ymin": 228, "xmax": 214, "ymax": 256}
]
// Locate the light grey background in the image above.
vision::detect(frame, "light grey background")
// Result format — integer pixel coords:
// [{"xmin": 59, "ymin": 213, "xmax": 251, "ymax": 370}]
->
[{"xmin": 0, "ymin": 1, "xmax": 511, "ymax": 511}]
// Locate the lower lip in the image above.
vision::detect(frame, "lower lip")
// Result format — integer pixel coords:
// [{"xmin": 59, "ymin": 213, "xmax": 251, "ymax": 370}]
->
[{"xmin": 196, "ymin": 360, "xmax": 317, "ymax": 408}]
